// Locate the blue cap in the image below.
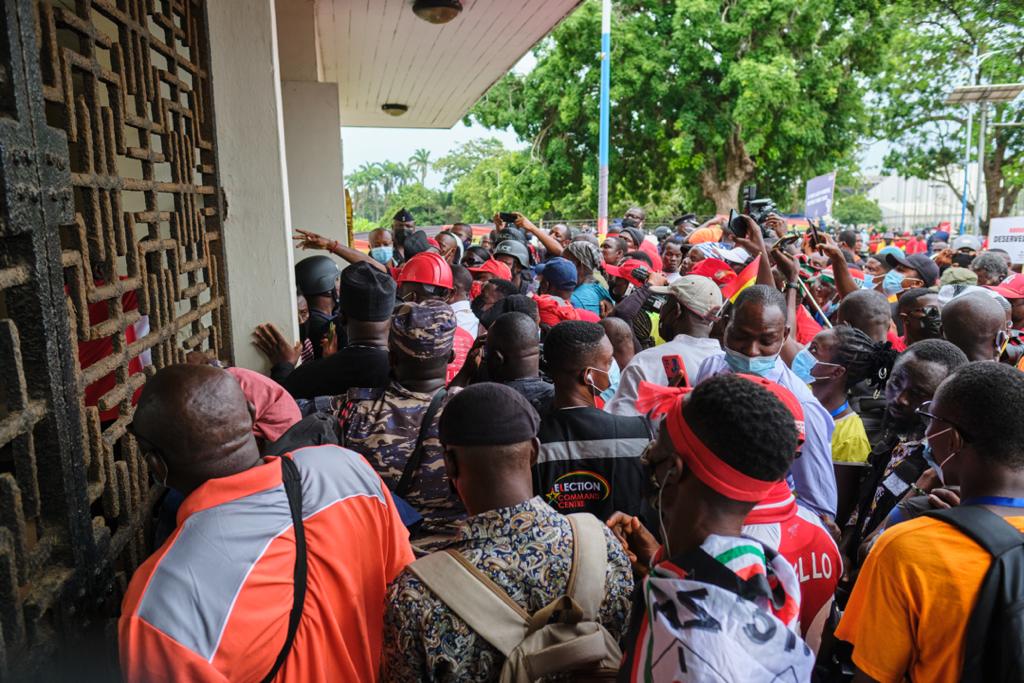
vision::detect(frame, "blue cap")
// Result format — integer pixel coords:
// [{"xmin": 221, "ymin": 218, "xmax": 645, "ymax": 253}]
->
[{"xmin": 534, "ymin": 257, "xmax": 578, "ymax": 291}]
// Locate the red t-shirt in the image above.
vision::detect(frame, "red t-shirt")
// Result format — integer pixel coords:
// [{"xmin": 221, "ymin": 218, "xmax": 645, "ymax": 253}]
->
[
  {"xmin": 77, "ymin": 287, "xmax": 144, "ymax": 422},
  {"xmin": 743, "ymin": 483, "xmax": 841, "ymax": 648},
  {"xmin": 446, "ymin": 326, "xmax": 474, "ymax": 384}
]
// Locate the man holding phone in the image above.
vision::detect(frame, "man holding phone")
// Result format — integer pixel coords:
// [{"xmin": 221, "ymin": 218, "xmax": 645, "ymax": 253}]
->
[{"xmin": 606, "ymin": 276, "xmax": 723, "ymax": 416}]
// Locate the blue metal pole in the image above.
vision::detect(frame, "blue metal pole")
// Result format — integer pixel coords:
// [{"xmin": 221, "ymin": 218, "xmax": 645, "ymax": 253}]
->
[{"xmin": 597, "ymin": 0, "xmax": 611, "ymax": 234}]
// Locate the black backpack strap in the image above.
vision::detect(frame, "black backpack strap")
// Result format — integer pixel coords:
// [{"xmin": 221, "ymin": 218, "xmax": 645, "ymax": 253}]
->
[
  {"xmin": 926, "ymin": 506, "xmax": 1024, "ymax": 683},
  {"xmin": 261, "ymin": 456, "xmax": 308, "ymax": 683},
  {"xmin": 926, "ymin": 506, "xmax": 1024, "ymax": 557},
  {"xmin": 395, "ymin": 388, "xmax": 447, "ymax": 498}
]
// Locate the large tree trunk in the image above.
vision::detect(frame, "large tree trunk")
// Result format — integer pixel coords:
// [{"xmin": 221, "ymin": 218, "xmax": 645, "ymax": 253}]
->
[{"xmin": 699, "ymin": 128, "xmax": 755, "ymax": 214}]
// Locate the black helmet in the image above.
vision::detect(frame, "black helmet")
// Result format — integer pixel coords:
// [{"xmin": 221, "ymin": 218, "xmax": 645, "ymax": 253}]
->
[
  {"xmin": 654, "ymin": 225, "xmax": 672, "ymax": 241},
  {"xmin": 295, "ymin": 255, "xmax": 340, "ymax": 296}
]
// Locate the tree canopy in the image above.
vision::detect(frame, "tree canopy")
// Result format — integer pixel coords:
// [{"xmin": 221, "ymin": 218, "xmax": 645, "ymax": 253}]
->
[
  {"xmin": 833, "ymin": 194, "xmax": 884, "ymax": 226},
  {"xmin": 871, "ymin": 0, "xmax": 1023, "ymax": 228},
  {"xmin": 469, "ymin": 0, "xmax": 893, "ymax": 215}
]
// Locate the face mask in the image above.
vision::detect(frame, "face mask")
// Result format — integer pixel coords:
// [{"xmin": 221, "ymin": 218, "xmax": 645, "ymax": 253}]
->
[
  {"xmin": 791, "ymin": 348, "xmax": 819, "ymax": 385},
  {"xmin": 369, "ymin": 246, "xmax": 394, "ymax": 264},
  {"xmin": 883, "ymin": 270, "xmax": 905, "ymax": 295},
  {"xmin": 470, "ymin": 280, "xmax": 484, "ymax": 301},
  {"xmin": 921, "ymin": 427, "xmax": 956, "ymax": 485},
  {"xmin": 920, "ymin": 309, "xmax": 943, "ymax": 338},
  {"xmin": 861, "ymin": 273, "xmax": 874, "ymax": 289},
  {"xmin": 599, "ymin": 358, "xmax": 621, "ymax": 403},
  {"xmin": 823, "ymin": 300, "xmax": 840, "ymax": 318},
  {"xmin": 952, "ymin": 252, "xmax": 974, "ymax": 268},
  {"xmin": 724, "ymin": 347, "xmax": 779, "ymax": 377},
  {"xmin": 584, "ymin": 366, "xmax": 611, "ymax": 406}
]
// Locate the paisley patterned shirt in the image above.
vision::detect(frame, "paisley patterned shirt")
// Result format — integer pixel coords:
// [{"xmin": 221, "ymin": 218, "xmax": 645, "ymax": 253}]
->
[{"xmin": 381, "ymin": 496, "xmax": 634, "ymax": 682}]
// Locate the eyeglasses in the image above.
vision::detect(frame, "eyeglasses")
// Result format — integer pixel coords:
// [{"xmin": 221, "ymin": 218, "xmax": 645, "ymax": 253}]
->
[
  {"xmin": 901, "ymin": 277, "xmax": 925, "ymax": 290},
  {"xmin": 915, "ymin": 401, "xmax": 973, "ymax": 442},
  {"xmin": 904, "ymin": 306, "xmax": 940, "ymax": 320}
]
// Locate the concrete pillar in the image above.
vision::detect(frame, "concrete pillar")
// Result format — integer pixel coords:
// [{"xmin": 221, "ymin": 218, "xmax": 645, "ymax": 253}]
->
[
  {"xmin": 207, "ymin": 0, "xmax": 297, "ymax": 371},
  {"xmin": 282, "ymin": 81, "xmax": 348, "ymax": 260}
]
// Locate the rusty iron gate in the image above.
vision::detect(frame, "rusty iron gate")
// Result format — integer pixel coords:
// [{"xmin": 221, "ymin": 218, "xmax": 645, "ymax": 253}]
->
[{"xmin": 0, "ymin": 0, "xmax": 228, "ymax": 677}]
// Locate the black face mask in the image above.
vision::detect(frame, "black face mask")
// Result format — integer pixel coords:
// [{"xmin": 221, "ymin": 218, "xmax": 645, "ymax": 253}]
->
[
  {"xmin": 952, "ymin": 252, "xmax": 974, "ymax": 268},
  {"xmin": 920, "ymin": 309, "xmax": 943, "ymax": 338}
]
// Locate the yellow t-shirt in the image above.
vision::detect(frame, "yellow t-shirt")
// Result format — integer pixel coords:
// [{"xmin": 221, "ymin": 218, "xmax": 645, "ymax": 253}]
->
[
  {"xmin": 831, "ymin": 412, "xmax": 870, "ymax": 463},
  {"xmin": 836, "ymin": 514, "xmax": 1024, "ymax": 683}
]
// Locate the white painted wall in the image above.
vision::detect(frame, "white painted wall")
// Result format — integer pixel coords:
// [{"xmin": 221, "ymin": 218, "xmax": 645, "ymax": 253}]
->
[
  {"xmin": 208, "ymin": 0, "xmax": 296, "ymax": 371},
  {"xmin": 282, "ymin": 80, "xmax": 349, "ymax": 268}
]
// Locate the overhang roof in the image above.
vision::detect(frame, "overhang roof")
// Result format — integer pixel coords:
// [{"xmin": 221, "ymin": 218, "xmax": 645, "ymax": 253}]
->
[{"xmin": 315, "ymin": 0, "xmax": 583, "ymax": 128}]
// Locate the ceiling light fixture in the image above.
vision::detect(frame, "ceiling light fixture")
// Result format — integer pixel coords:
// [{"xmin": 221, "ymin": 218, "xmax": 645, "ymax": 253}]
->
[
  {"xmin": 412, "ymin": 0, "xmax": 463, "ymax": 24},
  {"xmin": 381, "ymin": 103, "xmax": 409, "ymax": 117}
]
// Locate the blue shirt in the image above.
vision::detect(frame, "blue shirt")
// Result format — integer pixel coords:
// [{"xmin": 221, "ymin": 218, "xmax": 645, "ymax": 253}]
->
[
  {"xmin": 571, "ymin": 282, "xmax": 614, "ymax": 315},
  {"xmin": 695, "ymin": 354, "xmax": 838, "ymax": 518}
]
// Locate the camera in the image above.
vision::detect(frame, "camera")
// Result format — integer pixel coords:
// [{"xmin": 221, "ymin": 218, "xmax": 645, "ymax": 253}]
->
[{"xmin": 726, "ymin": 185, "xmax": 777, "ymax": 239}]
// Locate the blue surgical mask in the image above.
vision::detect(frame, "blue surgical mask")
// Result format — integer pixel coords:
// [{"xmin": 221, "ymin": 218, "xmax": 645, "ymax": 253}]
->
[
  {"xmin": 861, "ymin": 273, "xmax": 874, "ymax": 289},
  {"xmin": 791, "ymin": 348, "xmax": 818, "ymax": 384},
  {"xmin": 921, "ymin": 427, "xmax": 956, "ymax": 485},
  {"xmin": 724, "ymin": 347, "xmax": 779, "ymax": 377},
  {"xmin": 600, "ymin": 358, "xmax": 621, "ymax": 403},
  {"xmin": 882, "ymin": 270, "xmax": 904, "ymax": 295},
  {"xmin": 370, "ymin": 246, "xmax": 394, "ymax": 264}
]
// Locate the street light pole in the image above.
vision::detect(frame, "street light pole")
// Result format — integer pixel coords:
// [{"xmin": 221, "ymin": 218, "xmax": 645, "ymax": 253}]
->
[
  {"xmin": 973, "ymin": 102, "xmax": 987, "ymax": 235},
  {"xmin": 597, "ymin": 0, "xmax": 611, "ymax": 234},
  {"xmin": 957, "ymin": 46, "xmax": 978, "ymax": 235}
]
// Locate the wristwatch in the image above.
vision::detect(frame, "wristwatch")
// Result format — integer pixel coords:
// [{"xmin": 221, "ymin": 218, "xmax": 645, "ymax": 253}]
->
[{"xmin": 784, "ymin": 281, "xmax": 800, "ymax": 293}]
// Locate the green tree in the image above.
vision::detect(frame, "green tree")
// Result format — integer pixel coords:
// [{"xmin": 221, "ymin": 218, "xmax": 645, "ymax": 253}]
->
[
  {"xmin": 833, "ymin": 194, "xmax": 883, "ymax": 226},
  {"xmin": 870, "ymin": 0, "xmax": 1023, "ymax": 228},
  {"xmin": 383, "ymin": 183, "xmax": 456, "ymax": 226},
  {"xmin": 409, "ymin": 148, "xmax": 432, "ymax": 184},
  {"xmin": 469, "ymin": 0, "xmax": 892, "ymax": 214},
  {"xmin": 433, "ymin": 137, "xmax": 507, "ymax": 188}
]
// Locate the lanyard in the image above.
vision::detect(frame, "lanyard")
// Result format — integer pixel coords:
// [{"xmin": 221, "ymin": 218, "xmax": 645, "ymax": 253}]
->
[
  {"xmin": 963, "ymin": 496, "xmax": 1024, "ymax": 509},
  {"xmin": 829, "ymin": 401, "xmax": 850, "ymax": 419}
]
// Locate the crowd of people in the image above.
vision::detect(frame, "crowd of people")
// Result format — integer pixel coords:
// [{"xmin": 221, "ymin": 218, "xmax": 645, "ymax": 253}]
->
[{"xmin": 118, "ymin": 206, "xmax": 1024, "ymax": 682}]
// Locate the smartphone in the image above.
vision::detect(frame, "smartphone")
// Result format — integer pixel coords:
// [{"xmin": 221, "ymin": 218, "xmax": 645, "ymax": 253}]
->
[
  {"xmin": 775, "ymin": 234, "xmax": 801, "ymax": 251},
  {"xmin": 726, "ymin": 209, "xmax": 747, "ymax": 238},
  {"xmin": 662, "ymin": 355, "xmax": 689, "ymax": 388},
  {"xmin": 499, "ymin": 212, "xmax": 517, "ymax": 223},
  {"xmin": 809, "ymin": 222, "xmax": 824, "ymax": 248}
]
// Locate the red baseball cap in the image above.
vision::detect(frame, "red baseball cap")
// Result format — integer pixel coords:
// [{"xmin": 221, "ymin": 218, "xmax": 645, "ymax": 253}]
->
[
  {"xmin": 467, "ymin": 257, "xmax": 513, "ymax": 281},
  {"xmin": 688, "ymin": 258, "xmax": 737, "ymax": 287},
  {"xmin": 987, "ymin": 273, "xmax": 1024, "ymax": 300},
  {"xmin": 603, "ymin": 258, "xmax": 650, "ymax": 287}
]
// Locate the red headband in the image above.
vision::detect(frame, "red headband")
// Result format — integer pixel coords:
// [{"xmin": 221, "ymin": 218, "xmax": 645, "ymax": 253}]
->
[{"xmin": 636, "ymin": 380, "xmax": 781, "ymax": 502}]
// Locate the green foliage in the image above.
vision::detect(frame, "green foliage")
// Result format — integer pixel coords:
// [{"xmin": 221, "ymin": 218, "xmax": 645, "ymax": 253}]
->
[
  {"xmin": 833, "ymin": 194, "xmax": 883, "ymax": 226},
  {"xmin": 382, "ymin": 183, "xmax": 457, "ymax": 226},
  {"xmin": 409, "ymin": 148, "xmax": 432, "ymax": 184},
  {"xmin": 469, "ymin": 0, "xmax": 892, "ymax": 213},
  {"xmin": 351, "ymin": 215, "xmax": 379, "ymax": 234},
  {"xmin": 872, "ymin": 0, "xmax": 1023, "ymax": 223},
  {"xmin": 432, "ymin": 138, "xmax": 507, "ymax": 188}
]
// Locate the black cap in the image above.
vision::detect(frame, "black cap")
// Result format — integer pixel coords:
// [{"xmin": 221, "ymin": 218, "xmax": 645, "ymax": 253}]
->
[
  {"xmin": 339, "ymin": 262, "xmax": 396, "ymax": 322},
  {"xmin": 403, "ymin": 229, "xmax": 430, "ymax": 259},
  {"xmin": 885, "ymin": 252, "xmax": 940, "ymax": 286},
  {"xmin": 439, "ymin": 382, "xmax": 540, "ymax": 447},
  {"xmin": 673, "ymin": 213, "xmax": 698, "ymax": 227},
  {"xmin": 393, "ymin": 207, "xmax": 414, "ymax": 223}
]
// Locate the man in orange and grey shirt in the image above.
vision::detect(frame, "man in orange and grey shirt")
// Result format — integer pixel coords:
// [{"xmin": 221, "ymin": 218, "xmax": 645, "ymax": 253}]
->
[{"xmin": 119, "ymin": 364, "xmax": 413, "ymax": 682}]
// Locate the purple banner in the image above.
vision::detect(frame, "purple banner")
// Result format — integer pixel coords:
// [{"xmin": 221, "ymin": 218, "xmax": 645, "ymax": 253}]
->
[{"xmin": 804, "ymin": 172, "xmax": 836, "ymax": 219}]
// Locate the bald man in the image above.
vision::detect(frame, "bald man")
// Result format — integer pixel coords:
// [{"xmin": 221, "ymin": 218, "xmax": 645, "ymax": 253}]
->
[
  {"xmin": 599, "ymin": 316, "xmax": 638, "ymax": 372},
  {"xmin": 486, "ymin": 312, "xmax": 553, "ymax": 416},
  {"xmin": 837, "ymin": 289, "xmax": 892, "ymax": 343},
  {"xmin": 120, "ymin": 365, "xmax": 412, "ymax": 683},
  {"xmin": 941, "ymin": 292, "xmax": 1008, "ymax": 361}
]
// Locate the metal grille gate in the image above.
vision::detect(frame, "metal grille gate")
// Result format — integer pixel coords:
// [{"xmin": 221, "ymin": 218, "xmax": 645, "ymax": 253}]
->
[{"xmin": 0, "ymin": 0, "xmax": 227, "ymax": 677}]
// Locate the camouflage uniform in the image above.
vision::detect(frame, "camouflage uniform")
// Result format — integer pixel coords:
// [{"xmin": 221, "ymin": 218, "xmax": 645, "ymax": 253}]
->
[
  {"xmin": 339, "ymin": 383, "xmax": 464, "ymax": 540},
  {"xmin": 338, "ymin": 299, "xmax": 465, "ymax": 547}
]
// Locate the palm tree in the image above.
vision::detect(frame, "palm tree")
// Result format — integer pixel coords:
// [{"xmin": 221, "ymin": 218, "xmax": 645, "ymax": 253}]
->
[{"xmin": 409, "ymin": 148, "xmax": 431, "ymax": 185}]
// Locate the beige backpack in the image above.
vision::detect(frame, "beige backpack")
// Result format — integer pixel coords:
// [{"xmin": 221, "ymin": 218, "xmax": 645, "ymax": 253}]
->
[{"xmin": 408, "ymin": 513, "xmax": 622, "ymax": 682}]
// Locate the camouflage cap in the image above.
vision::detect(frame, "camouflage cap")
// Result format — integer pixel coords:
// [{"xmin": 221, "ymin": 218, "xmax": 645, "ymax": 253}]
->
[{"xmin": 390, "ymin": 299, "xmax": 456, "ymax": 360}]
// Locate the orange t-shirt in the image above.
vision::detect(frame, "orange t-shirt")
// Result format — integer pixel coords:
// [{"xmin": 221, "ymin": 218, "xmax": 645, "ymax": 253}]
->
[
  {"xmin": 119, "ymin": 447, "xmax": 414, "ymax": 682},
  {"xmin": 836, "ymin": 513, "xmax": 1024, "ymax": 683}
]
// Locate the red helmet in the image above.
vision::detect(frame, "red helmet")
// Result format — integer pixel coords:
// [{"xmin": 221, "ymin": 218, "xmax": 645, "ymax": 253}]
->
[{"xmin": 397, "ymin": 251, "xmax": 453, "ymax": 289}]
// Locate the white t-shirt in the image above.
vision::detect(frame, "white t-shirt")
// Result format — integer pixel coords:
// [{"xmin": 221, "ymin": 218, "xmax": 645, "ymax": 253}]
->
[{"xmin": 605, "ymin": 334, "xmax": 722, "ymax": 416}]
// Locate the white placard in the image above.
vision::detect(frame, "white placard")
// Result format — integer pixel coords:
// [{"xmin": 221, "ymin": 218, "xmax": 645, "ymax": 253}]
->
[{"xmin": 988, "ymin": 216, "xmax": 1024, "ymax": 265}]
